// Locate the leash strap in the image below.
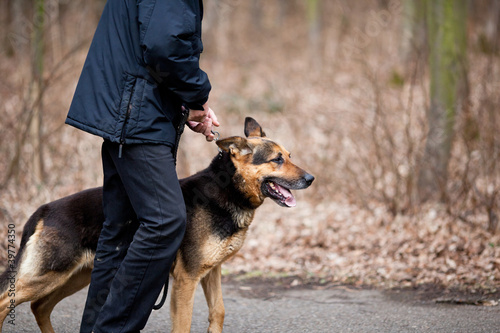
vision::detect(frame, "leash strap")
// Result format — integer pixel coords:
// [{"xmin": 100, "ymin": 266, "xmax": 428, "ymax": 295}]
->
[{"xmin": 153, "ymin": 279, "xmax": 169, "ymax": 310}]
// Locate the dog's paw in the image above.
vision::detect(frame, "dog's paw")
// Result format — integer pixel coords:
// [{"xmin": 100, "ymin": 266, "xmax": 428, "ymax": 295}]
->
[{"xmin": 207, "ymin": 326, "xmax": 223, "ymax": 333}]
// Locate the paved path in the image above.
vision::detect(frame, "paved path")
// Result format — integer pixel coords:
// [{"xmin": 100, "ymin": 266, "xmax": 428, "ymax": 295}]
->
[{"xmin": 3, "ymin": 281, "xmax": 499, "ymax": 332}]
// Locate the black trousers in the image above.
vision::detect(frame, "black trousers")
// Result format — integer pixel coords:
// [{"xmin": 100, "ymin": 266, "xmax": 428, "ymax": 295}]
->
[{"xmin": 80, "ymin": 141, "xmax": 186, "ymax": 333}]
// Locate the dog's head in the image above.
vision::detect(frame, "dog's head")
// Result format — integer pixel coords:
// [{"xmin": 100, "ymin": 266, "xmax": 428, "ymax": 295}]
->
[{"xmin": 216, "ymin": 117, "xmax": 314, "ymax": 208}]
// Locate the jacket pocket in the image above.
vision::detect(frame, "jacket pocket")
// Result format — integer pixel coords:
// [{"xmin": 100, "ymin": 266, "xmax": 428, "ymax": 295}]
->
[{"xmin": 116, "ymin": 73, "xmax": 146, "ymax": 141}]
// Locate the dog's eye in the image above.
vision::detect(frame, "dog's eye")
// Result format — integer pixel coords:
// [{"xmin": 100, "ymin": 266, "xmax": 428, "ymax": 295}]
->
[{"xmin": 271, "ymin": 156, "xmax": 284, "ymax": 165}]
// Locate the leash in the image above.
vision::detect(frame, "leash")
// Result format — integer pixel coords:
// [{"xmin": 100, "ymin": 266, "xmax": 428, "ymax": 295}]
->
[{"xmin": 152, "ymin": 282, "xmax": 168, "ymax": 310}]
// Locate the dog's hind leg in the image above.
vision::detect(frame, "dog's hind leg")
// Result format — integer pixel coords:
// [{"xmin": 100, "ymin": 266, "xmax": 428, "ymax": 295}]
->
[
  {"xmin": 0, "ymin": 271, "xmax": 70, "ymax": 332},
  {"xmin": 30, "ymin": 267, "xmax": 92, "ymax": 333},
  {"xmin": 0, "ymin": 284, "xmax": 19, "ymax": 330},
  {"xmin": 0, "ymin": 251, "xmax": 93, "ymax": 333},
  {"xmin": 201, "ymin": 264, "xmax": 225, "ymax": 333}
]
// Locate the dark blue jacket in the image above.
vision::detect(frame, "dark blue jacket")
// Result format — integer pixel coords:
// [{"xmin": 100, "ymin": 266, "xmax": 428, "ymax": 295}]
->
[{"xmin": 66, "ymin": 0, "xmax": 211, "ymax": 146}]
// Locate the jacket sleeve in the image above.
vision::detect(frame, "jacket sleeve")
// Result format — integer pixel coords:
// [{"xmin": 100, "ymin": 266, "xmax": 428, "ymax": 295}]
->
[{"xmin": 138, "ymin": 0, "xmax": 211, "ymax": 110}]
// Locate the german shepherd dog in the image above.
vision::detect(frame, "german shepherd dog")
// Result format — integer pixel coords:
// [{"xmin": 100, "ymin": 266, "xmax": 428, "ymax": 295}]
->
[{"xmin": 0, "ymin": 118, "xmax": 314, "ymax": 333}]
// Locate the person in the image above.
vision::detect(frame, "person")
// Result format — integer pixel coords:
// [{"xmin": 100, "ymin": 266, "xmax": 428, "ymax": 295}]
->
[{"xmin": 65, "ymin": 1, "xmax": 218, "ymax": 332}]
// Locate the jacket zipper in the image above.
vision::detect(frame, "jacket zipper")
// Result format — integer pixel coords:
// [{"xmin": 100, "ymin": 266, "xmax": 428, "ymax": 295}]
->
[
  {"xmin": 172, "ymin": 107, "xmax": 190, "ymax": 163},
  {"xmin": 118, "ymin": 85, "xmax": 135, "ymax": 158}
]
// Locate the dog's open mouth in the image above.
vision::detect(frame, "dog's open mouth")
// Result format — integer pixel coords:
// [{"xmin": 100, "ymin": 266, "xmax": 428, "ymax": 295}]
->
[{"xmin": 263, "ymin": 180, "xmax": 296, "ymax": 207}]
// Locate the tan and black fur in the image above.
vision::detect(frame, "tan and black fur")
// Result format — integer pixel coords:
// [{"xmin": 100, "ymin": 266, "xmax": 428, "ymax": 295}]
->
[{"xmin": 0, "ymin": 118, "xmax": 314, "ymax": 333}]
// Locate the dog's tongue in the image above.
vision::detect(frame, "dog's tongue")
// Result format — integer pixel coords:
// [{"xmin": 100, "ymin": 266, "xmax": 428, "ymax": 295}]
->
[{"xmin": 275, "ymin": 183, "xmax": 296, "ymax": 207}]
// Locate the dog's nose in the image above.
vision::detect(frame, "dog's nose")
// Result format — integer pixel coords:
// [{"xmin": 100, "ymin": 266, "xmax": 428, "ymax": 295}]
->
[{"xmin": 304, "ymin": 173, "xmax": 315, "ymax": 186}]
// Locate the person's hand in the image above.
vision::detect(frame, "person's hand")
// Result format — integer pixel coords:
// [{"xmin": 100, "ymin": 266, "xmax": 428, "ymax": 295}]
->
[{"xmin": 186, "ymin": 102, "xmax": 220, "ymax": 141}]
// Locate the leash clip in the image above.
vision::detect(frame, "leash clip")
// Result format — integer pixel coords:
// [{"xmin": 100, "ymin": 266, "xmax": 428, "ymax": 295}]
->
[
  {"xmin": 211, "ymin": 130, "xmax": 223, "ymax": 158},
  {"xmin": 211, "ymin": 130, "xmax": 220, "ymax": 142}
]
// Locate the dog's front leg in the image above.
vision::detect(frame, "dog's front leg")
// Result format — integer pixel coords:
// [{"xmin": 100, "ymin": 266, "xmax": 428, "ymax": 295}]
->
[
  {"xmin": 170, "ymin": 273, "xmax": 199, "ymax": 333},
  {"xmin": 201, "ymin": 264, "xmax": 224, "ymax": 333}
]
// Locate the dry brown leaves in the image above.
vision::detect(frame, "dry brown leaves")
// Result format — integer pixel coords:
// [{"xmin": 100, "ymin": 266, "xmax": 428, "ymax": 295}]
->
[{"xmin": 226, "ymin": 199, "xmax": 500, "ymax": 292}]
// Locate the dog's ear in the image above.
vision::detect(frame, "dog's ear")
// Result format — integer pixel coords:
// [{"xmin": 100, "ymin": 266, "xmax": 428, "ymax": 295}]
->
[
  {"xmin": 216, "ymin": 136, "xmax": 253, "ymax": 156},
  {"xmin": 244, "ymin": 117, "xmax": 266, "ymax": 137}
]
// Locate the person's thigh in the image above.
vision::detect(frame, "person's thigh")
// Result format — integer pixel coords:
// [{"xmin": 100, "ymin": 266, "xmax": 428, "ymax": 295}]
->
[{"xmin": 106, "ymin": 142, "xmax": 186, "ymax": 258}]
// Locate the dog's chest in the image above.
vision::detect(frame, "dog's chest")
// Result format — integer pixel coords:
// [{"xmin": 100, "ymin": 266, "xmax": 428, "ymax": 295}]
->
[{"xmin": 202, "ymin": 230, "xmax": 248, "ymax": 269}]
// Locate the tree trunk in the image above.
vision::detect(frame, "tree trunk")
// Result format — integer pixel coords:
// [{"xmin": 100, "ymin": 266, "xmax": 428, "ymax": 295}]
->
[
  {"xmin": 277, "ymin": 0, "xmax": 289, "ymax": 25},
  {"xmin": 8, "ymin": 0, "xmax": 29, "ymax": 56},
  {"xmin": 48, "ymin": 0, "xmax": 62, "ymax": 63},
  {"xmin": 0, "ymin": 0, "xmax": 9, "ymax": 55},
  {"xmin": 251, "ymin": 0, "xmax": 262, "ymax": 30},
  {"xmin": 214, "ymin": 0, "xmax": 231, "ymax": 63},
  {"xmin": 418, "ymin": 0, "xmax": 467, "ymax": 202},
  {"xmin": 480, "ymin": 0, "xmax": 500, "ymax": 54},
  {"xmin": 31, "ymin": 0, "xmax": 46, "ymax": 184},
  {"xmin": 307, "ymin": 0, "xmax": 322, "ymax": 66},
  {"xmin": 400, "ymin": 0, "xmax": 427, "ymax": 63}
]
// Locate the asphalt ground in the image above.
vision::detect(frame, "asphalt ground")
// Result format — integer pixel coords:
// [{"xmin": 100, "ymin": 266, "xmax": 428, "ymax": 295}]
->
[{"xmin": 2, "ymin": 280, "xmax": 499, "ymax": 332}]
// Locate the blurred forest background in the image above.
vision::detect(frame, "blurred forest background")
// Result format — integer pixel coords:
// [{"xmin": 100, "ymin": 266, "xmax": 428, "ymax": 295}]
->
[{"xmin": 0, "ymin": 0, "xmax": 499, "ymax": 293}]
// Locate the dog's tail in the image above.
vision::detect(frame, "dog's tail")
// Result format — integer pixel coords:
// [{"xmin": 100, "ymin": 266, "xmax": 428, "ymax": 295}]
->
[{"xmin": 0, "ymin": 205, "xmax": 46, "ymax": 295}]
